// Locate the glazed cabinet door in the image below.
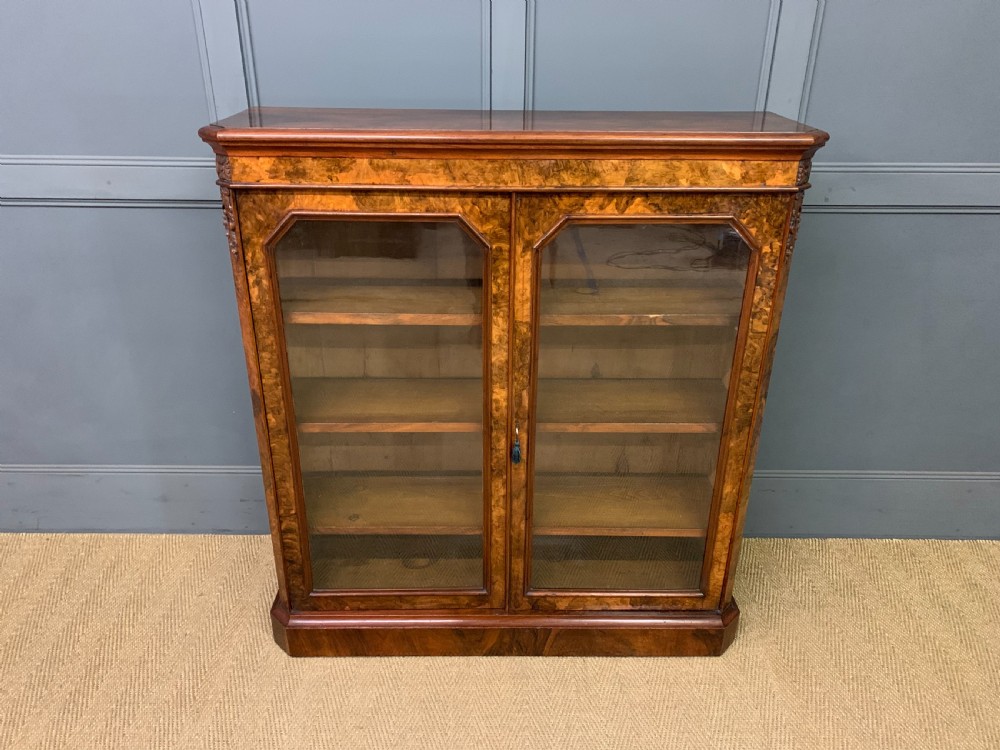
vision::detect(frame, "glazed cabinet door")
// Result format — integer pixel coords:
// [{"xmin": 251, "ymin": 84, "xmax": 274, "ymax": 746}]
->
[
  {"xmin": 236, "ymin": 191, "xmax": 511, "ymax": 611},
  {"xmin": 510, "ymin": 193, "xmax": 792, "ymax": 612}
]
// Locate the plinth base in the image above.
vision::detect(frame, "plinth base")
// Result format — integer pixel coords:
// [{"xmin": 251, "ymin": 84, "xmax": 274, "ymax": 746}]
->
[{"xmin": 270, "ymin": 597, "xmax": 739, "ymax": 656}]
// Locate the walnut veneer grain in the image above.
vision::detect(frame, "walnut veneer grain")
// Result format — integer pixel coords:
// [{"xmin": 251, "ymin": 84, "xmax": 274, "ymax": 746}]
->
[{"xmin": 201, "ymin": 108, "xmax": 825, "ymax": 655}]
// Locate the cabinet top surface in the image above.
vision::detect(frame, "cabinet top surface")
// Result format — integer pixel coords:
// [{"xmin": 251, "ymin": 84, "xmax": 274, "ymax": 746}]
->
[{"xmin": 200, "ymin": 108, "xmax": 827, "ymax": 153}]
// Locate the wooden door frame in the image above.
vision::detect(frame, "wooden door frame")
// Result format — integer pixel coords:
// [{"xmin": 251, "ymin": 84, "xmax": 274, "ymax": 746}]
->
[
  {"xmin": 509, "ymin": 191, "xmax": 797, "ymax": 613},
  {"xmin": 235, "ymin": 189, "xmax": 513, "ymax": 613}
]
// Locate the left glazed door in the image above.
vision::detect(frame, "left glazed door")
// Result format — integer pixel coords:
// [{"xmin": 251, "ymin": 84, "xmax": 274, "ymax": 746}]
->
[{"xmin": 237, "ymin": 191, "xmax": 511, "ymax": 611}]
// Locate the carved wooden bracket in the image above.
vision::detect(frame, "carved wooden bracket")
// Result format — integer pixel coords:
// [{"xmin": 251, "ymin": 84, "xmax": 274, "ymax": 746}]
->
[
  {"xmin": 796, "ymin": 157, "xmax": 813, "ymax": 187},
  {"xmin": 215, "ymin": 153, "xmax": 233, "ymax": 182}
]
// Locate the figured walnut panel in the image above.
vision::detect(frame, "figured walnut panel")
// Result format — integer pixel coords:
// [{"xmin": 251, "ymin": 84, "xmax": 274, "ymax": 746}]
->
[{"xmin": 231, "ymin": 156, "xmax": 801, "ymax": 190}]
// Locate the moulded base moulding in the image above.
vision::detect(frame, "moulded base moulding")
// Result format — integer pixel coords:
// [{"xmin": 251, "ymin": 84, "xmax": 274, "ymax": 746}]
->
[{"xmin": 270, "ymin": 596, "xmax": 740, "ymax": 656}]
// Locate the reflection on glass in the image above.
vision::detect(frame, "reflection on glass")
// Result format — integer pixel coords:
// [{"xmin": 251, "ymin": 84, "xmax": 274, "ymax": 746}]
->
[
  {"xmin": 531, "ymin": 223, "xmax": 750, "ymax": 592},
  {"xmin": 275, "ymin": 220, "xmax": 485, "ymax": 591}
]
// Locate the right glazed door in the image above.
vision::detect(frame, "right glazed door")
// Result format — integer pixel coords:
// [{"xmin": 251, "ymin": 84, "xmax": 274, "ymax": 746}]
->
[{"xmin": 511, "ymin": 195, "xmax": 757, "ymax": 612}]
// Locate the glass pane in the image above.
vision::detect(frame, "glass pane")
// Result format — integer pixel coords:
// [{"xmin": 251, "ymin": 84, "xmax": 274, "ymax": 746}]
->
[
  {"xmin": 274, "ymin": 220, "xmax": 485, "ymax": 591},
  {"xmin": 530, "ymin": 223, "xmax": 750, "ymax": 592}
]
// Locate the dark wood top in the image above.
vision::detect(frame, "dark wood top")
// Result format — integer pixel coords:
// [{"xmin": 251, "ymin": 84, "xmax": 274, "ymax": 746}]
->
[{"xmin": 200, "ymin": 108, "xmax": 828, "ymax": 155}]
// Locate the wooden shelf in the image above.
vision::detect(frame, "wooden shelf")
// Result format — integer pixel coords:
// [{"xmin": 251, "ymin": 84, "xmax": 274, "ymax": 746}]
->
[
  {"xmin": 312, "ymin": 556, "xmax": 484, "ymax": 592},
  {"xmin": 280, "ymin": 279, "xmax": 481, "ymax": 326},
  {"xmin": 531, "ymin": 556, "xmax": 702, "ymax": 592},
  {"xmin": 293, "ymin": 378, "xmax": 483, "ymax": 433},
  {"xmin": 540, "ymin": 285, "xmax": 743, "ymax": 326},
  {"xmin": 311, "ymin": 533, "xmax": 705, "ymax": 591},
  {"xmin": 302, "ymin": 472, "xmax": 710, "ymax": 538},
  {"xmin": 536, "ymin": 379, "xmax": 726, "ymax": 433},
  {"xmin": 530, "ymin": 536, "xmax": 704, "ymax": 591},
  {"xmin": 279, "ymin": 278, "xmax": 742, "ymax": 328},
  {"xmin": 309, "ymin": 534, "xmax": 484, "ymax": 591},
  {"xmin": 533, "ymin": 474, "xmax": 711, "ymax": 537},
  {"xmin": 292, "ymin": 377, "xmax": 725, "ymax": 433},
  {"xmin": 304, "ymin": 474, "xmax": 483, "ymax": 535}
]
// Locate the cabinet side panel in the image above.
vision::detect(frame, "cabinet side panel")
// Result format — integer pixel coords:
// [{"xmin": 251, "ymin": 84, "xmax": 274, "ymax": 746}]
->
[
  {"xmin": 703, "ymin": 193, "xmax": 800, "ymax": 606},
  {"xmin": 719, "ymin": 193, "xmax": 803, "ymax": 602},
  {"xmin": 235, "ymin": 189, "xmax": 312, "ymax": 605},
  {"xmin": 220, "ymin": 174, "xmax": 292, "ymax": 605}
]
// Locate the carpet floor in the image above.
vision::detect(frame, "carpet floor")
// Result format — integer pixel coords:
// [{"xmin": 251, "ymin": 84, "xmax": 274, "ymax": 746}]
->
[{"xmin": 0, "ymin": 534, "xmax": 997, "ymax": 749}]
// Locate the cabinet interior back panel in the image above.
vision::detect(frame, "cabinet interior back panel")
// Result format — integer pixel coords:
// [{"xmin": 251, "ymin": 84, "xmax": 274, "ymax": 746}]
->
[
  {"xmin": 529, "ymin": 0, "xmax": 772, "ymax": 111},
  {"xmin": 246, "ymin": 0, "xmax": 488, "ymax": 109}
]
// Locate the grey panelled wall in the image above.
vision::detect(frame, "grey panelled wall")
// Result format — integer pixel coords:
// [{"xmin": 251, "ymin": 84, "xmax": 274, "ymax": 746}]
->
[
  {"xmin": 804, "ymin": 1, "xmax": 1000, "ymax": 163},
  {"xmin": 245, "ymin": 0, "xmax": 491, "ymax": 109},
  {"xmin": 528, "ymin": 0, "xmax": 773, "ymax": 110},
  {"xmin": 0, "ymin": 2, "xmax": 208, "ymax": 157},
  {"xmin": 0, "ymin": 207, "xmax": 256, "ymax": 466},
  {"xmin": 747, "ymin": 0, "xmax": 1000, "ymax": 538},
  {"xmin": 0, "ymin": 0, "xmax": 997, "ymax": 537},
  {"xmin": 0, "ymin": 0, "xmax": 262, "ymax": 532}
]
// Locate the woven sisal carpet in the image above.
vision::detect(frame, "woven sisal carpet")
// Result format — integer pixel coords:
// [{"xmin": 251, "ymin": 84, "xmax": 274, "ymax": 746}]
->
[{"xmin": 0, "ymin": 534, "xmax": 997, "ymax": 749}]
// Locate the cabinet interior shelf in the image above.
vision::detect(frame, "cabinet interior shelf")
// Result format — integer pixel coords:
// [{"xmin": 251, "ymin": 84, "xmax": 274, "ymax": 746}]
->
[
  {"xmin": 294, "ymin": 378, "xmax": 483, "ymax": 433},
  {"xmin": 309, "ymin": 538, "xmax": 703, "ymax": 594},
  {"xmin": 540, "ymin": 285, "xmax": 742, "ymax": 327},
  {"xmin": 529, "ymin": 539, "xmax": 705, "ymax": 593},
  {"xmin": 280, "ymin": 279, "xmax": 743, "ymax": 327},
  {"xmin": 309, "ymin": 535, "xmax": 483, "ymax": 592},
  {"xmin": 304, "ymin": 473, "xmax": 711, "ymax": 538},
  {"xmin": 304, "ymin": 474, "xmax": 482, "ymax": 535},
  {"xmin": 280, "ymin": 280, "xmax": 482, "ymax": 326},
  {"xmin": 292, "ymin": 377, "xmax": 726, "ymax": 434}
]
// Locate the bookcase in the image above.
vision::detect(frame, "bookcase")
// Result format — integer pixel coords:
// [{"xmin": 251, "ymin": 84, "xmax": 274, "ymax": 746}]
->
[{"xmin": 200, "ymin": 109, "xmax": 827, "ymax": 655}]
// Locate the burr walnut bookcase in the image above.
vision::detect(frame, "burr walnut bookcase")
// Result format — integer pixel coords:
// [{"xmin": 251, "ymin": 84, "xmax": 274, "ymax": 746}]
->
[{"xmin": 200, "ymin": 109, "xmax": 827, "ymax": 656}]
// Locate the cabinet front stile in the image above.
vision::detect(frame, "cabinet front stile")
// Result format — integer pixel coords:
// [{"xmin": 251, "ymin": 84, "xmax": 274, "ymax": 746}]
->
[{"xmin": 237, "ymin": 190, "xmax": 511, "ymax": 613}]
